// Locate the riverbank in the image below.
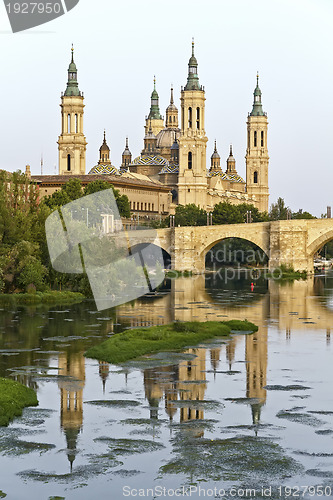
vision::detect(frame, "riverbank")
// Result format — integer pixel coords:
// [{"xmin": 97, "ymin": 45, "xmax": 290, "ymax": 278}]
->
[
  {"xmin": 0, "ymin": 291, "xmax": 85, "ymax": 306},
  {"xmin": 85, "ymin": 320, "xmax": 258, "ymax": 364},
  {"xmin": 0, "ymin": 378, "xmax": 38, "ymax": 426}
]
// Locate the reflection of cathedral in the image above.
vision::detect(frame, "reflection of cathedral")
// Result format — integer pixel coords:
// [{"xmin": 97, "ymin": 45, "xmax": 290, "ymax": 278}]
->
[
  {"xmin": 35, "ymin": 42, "xmax": 269, "ymax": 214},
  {"xmin": 58, "ymin": 352, "xmax": 85, "ymax": 470},
  {"xmin": 245, "ymin": 329, "xmax": 267, "ymax": 425}
]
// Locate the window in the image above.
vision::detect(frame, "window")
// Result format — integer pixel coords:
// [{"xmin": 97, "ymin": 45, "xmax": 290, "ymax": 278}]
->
[
  {"xmin": 254, "ymin": 131, "xmax": 257, "ymax": 147},
  {"xmin": 67, "ymin": 114, "xmax": 71, "ymax": 133},
  {"xmin": 188, "ymin": 107, "xmax": 192, "ymax": 128},
  {"xmin": 144, "ymin": 203, "xmax": 147, "ymax": 211},
  {"xmin": 188, "ymin": 151, "xmax": 192, "ymax": 169},
  {"xmin": 148, "ymin": 203, "xmax": 150, "ymax": 211},
  {"xmin": 196, "ymin": 107, "xmax": 200, "ymax": 129},
  {"xmin": 75, "ymin": 114, "xmax": 78, "ymax": 133},
  {"xmin": 188, "ymin": 188, "xmax": 190, "ymax": 192},
  {"xmin": 173, "ymin": 116, "xmax": 176, "ymax": 123},
  {"xmin": 254, "ymin": 171, "xmax": 258, "ymax": 184},
  {"xmin": 152, "ymin": 203, "xmax": 154, "ymax": 211},
  {"xmin": 261, "ymin": 131, "xmax": 264, "ymax": 147},
  {"xmin": 67, "ymin": 154, "xmax": 71, "ymax": 171},
  {"xmin": 141, "ymin": 203, "xmax": 143, "ymax": 210}
]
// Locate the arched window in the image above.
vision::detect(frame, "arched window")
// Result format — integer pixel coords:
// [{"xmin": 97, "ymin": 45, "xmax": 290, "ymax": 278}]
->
[
  {"xmin": 67, "ymin": 114, "xmax": 71, "ymax": 133},
  {"xmin": 188, "ymin": 107, "xmax": 192, "ymax": 128},
  {"xmin": 169, "ymin": 116, "xmax": 172, "ymax": 123},
  {"xmin": 196, "ymin": 107, "xmax": 200, "ymax": 129},
  {"xmin": 254, "ymin": 171, "xmax": 258, "ymax": 184},
  {"xmin": 254, "ymin": 131, "xmax": 257, "ymax": 147},
  {"xmin": 261, "ymin": 131, "xmax": 264, "ymax": 147},
  {"xmin": 188, "ymin": 151, "xmax": 192, "ymax": 169},
  {"xmin": 173, "ymin": 116, "xmax": 176, "ymax": 122},
  {"xmin": 148, "ymin": 144, "xmax": 151, "ymax": 152},
  {"xmin": 67, "ymin": 154, "xmax": 71, "ymax": 171}
]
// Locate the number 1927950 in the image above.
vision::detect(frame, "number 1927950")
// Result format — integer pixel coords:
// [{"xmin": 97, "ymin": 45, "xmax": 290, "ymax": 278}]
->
[
  {"xmin": 5, "ymin": 3, "xmax": 62, "ymax": 14},
  {"xmin": 278, "ymin": 486, "xmax": 332, "ymax": 497}
]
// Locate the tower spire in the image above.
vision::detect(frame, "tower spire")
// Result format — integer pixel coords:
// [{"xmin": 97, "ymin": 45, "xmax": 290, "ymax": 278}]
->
[
  {"xmin": 250, "ymin": 73, "xmax": 265, "ymax": 116},
  {"xmin": 65, "ymin": 45, "xmax": 81, "ymax": 97},
  {"xmin": 185, "ymin": 39, "xmax": 201, "ymax": 91},
  {"xmin": 148, "ymin": 76, "xmax": 162, "ymax": 120}
]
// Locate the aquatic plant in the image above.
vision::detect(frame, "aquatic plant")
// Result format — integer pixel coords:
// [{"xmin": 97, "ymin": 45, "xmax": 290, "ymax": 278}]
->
[
  {"xmin": 85, "ymin": 320, "xmax": 257, "ymax": 364},
  {"xmin": 0, "ymin": 378, "xmax": 38, "ymax": 426}
]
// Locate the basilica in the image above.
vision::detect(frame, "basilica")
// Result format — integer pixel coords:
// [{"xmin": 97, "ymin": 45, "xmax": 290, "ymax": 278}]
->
[{"xmin": 40, "ymin": 43, "xmax": 269, "ymax": 214}]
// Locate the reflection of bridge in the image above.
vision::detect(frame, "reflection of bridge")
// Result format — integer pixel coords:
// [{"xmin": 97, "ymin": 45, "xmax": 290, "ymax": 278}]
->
[
  {"xmin": 116, "ymin": 275, "xmax": 333, "ymax": 332},
  {"xmin": 154, "ymin": 219, "xmax": 333, "ymax": 273}
]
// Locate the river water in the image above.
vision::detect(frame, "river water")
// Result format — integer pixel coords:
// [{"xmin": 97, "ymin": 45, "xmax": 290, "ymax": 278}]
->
[{"xmin": 0, "ymin": 272, "xmax": 333, "ymax": 499}]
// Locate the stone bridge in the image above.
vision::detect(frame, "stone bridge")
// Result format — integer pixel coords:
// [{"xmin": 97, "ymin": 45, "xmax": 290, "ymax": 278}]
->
[{"xmin": 146, "ymin": 219, "xmax": 333, "ymax": 273}]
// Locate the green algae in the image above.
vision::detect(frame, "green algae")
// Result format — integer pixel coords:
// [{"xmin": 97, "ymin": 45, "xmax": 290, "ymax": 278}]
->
[
  {"xmin": 160, "ymin": 434, "xmax": 302, "ymax": 483},
  {"xmin": 0, "ymin": 378, "xmax": 38, "ymax": 426},
  {"xmin": 85, "ymin": 320, "xmax": 257, "ymax": 364},
  {"xmin": 0, "ymin": 435, "xmax": 55, "ymax": 456},
  {"xmin": 94, "ymin": 437, "xmax": 165, "ymax": 456},
  {"xmin": 276, "ymin": 410, "xmax": 324, "ymax": 427},
  {"xmin": 84, "ymin": 399, "xmax": 141, "ymax": 408}
]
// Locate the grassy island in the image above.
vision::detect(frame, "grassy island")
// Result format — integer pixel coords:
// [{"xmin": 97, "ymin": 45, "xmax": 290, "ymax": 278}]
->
[
  {"xmin": 268, "ymin": 264, "xmax": 307, "ymax": 281},
  {"xmin": 85, "ymin": 320, "xmax": 258, "ymax": 364},
  {"xmin": 0, "ymin": 378, "xmax": 38, "ymax": 426}
]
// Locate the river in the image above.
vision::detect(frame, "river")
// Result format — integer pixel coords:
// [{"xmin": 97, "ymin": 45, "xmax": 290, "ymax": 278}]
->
[{"xmin": 0, "ymin": 271, "xmax": 332, "ymax": 499}]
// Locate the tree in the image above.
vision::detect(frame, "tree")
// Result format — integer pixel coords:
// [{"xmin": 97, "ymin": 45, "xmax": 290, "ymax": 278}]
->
[
  {"xmin": 292, "ymin": 209, "xmax": 316, "ymax": 220},
  {"xmin": 173, "ymin": 204, "xmax": 207, "ymax": 226},
  {"xmin": 269, "ymin": 197, "xmax": 290, "ymax": 220},
  {"xmin": 42, "ymin": 179, "xmax": 131, "ymax": 218}
]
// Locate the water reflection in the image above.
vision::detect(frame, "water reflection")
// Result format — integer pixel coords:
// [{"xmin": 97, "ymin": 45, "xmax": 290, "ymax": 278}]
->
[{"xmin": 1, "ymin": 271, "xmax": 333, "ymax": 493}]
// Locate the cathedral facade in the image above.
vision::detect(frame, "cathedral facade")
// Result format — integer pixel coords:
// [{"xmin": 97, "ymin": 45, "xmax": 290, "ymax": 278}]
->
[{"xmin": 57, "ymin": 43, "xmax": 269, "ymax": 214}]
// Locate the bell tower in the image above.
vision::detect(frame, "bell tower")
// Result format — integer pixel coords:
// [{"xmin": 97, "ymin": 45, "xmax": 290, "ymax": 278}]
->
[
  {"xmin": 245, "ymin": 74, "xmax": 269, "ymax": 212},
  {"xmin": 177, "ymin": 41, "xmax": 208, "ymax": 208},
  {"xmin": 145, "ymin": 77, "xmax": 164, "ymax": 137},
  {"xmin": 58, "ymin": 46, "xmax": 87, "ymax": 176}
]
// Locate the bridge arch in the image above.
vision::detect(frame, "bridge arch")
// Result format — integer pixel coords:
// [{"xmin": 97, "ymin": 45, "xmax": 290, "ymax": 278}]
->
[
  {"xmin": 307, "ymin": 229, "xmax": 333, "ymax": 258},
  {"xmin": 203, "ymin": 236, "xmax": 269, "ymax": 267}
]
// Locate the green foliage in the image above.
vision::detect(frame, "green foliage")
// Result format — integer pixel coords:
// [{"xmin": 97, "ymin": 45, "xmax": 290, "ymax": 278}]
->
[
  {"xmin": 269, "ymin": 264, "xmax": 307, "ymax": 281},
  {"xmin": 292, "ymin": 210, "xmax": 316, "ymax": 220},
  {"xmin": 85, "ymin": 320, "xmax": 258, "ymax": 364},
  {"xmin": 0, "ymin": 291, "xmax": 85, "ymax": 305},
  {"xmin": 269, "ymin": 197, "xmax": 290, "ymax": 220},
  {"xmin": 43, "ymin": 179, "xmax": 131, "ymax": 218},
  {"xmin": 212, "ymin": 202, "xmax": 268, "ymax": 225},
  {"xmin": 0, "ymin": 378, "xmax": 38, "ymax": 426},
  {"xmin": 173, "ymin": 204, "xmax": 207, "ymax": 226}
]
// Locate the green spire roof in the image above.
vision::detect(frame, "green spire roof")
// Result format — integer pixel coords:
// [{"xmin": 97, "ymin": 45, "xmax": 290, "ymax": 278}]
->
[
  {"xmin": 64, "ymin": 45, "xmax": 82, "ymax": 97},
  {"xmin": 184, "ymin": 39, "xmax": 201, "ymax": 91},
  {"xmin": 250, "ymin": 73, "xmax": 265, "ymax": 116},
  {"xmin": 148, "ymin": 76, "xmax": 162, "ymax": 120}
]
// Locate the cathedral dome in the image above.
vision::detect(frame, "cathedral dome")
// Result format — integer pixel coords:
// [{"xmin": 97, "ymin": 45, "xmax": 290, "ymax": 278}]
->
[
  {"xmin": 88, "ymin": 164, "xmax": 119, "ymax": 175},
  {"xmin": 156, "ymin": 128, "xmax": 180, "ymax": 149}
]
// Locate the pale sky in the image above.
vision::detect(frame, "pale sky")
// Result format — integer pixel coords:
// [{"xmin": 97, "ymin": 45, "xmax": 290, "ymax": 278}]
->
[{"xmin": 0, "ymin": 0, "xmax": 332, "ymax": 216}]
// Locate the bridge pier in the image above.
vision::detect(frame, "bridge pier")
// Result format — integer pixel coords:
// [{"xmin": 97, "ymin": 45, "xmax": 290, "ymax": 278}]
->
[{"xmin": 269, "ymin": 221, "xmax": 313, "ymax": 273}]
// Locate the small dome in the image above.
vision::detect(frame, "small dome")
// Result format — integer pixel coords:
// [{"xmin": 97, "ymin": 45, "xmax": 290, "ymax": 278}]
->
[
  {"xmin": 131, "ymin": 154, "xmax": 169, "ymax": 167},
  {"xmin": 209, "ymin": 171, "xmax": 228, "ymax": 179},
  {"xmin": 156, "ymin": 128, "xmax": 180, "ymax": 149},
  {"xmin": 211, "ymin": 140, "xmax": 220, "ymax": 159},
  {"xmin": 88, "ymin": 164, "xmax": 119, "ymax": 175},
  {"xmin": 159, "ymin": 164, "xmax": 179, "ymax": 174}
]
